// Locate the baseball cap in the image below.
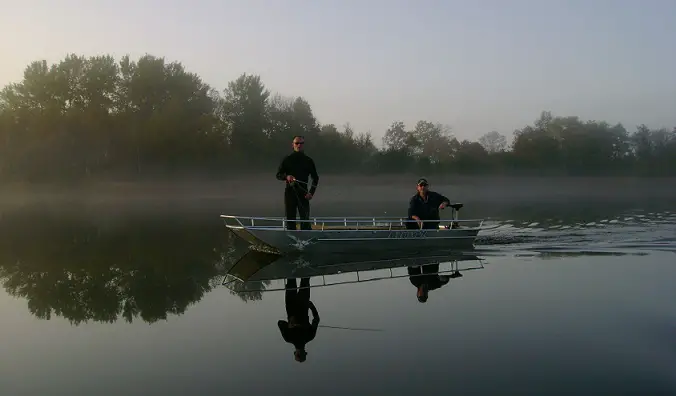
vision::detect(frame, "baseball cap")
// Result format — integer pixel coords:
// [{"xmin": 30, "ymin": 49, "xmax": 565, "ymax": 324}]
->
[{"xmin": 417, "ymin": 178, "xmax": 428, "ymax": 186}]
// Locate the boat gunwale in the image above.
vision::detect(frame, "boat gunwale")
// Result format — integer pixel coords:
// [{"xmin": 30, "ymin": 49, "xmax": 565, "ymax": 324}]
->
[
  {"xmin": 219, "ymin": 215, "xmax": 482, "ymax": 222},
  {"xmin": 220, "ymin": 214, "xmax": 485, "ymax": 232}
]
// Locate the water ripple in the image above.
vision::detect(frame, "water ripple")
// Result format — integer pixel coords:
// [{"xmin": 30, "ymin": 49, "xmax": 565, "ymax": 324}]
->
[{"xmin": 477, "ymin": 209, "xmax": 676, "ymax": 254}]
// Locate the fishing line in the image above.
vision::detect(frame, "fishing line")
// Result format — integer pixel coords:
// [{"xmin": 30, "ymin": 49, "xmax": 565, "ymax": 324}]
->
[
  {"xmin": 318, "ymin": 325, "xmax": 384, "ymax": 332},
  {"xmin": 291, "ymin": 179, "xmax": 311, "ymax": 187}
]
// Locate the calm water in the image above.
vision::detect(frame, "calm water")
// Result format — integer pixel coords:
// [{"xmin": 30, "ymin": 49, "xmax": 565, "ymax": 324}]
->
[{"xmin": 1, "ymin": 195, "xmax": 675, "ymax": 395}]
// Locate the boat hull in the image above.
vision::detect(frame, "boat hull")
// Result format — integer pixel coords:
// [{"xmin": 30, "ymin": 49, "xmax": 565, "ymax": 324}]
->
[{"xmin": 230, "ymin": 226, "xmax": 480, "ymax": 255}]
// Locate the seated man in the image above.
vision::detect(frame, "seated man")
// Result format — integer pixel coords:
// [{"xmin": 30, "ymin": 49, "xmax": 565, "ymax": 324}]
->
[{"xmin": 406, "ymin": 178, "xmax": 451, "ymax": 230}]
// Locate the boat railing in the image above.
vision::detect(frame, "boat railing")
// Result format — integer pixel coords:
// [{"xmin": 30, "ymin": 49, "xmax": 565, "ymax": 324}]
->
[
  {"xmin": 223, "ymin": 259, "xmax": 485, "ymax": 292},
  {"xmin": 220, "ymin": 213, "xmax": 484, "ymax": 230}
]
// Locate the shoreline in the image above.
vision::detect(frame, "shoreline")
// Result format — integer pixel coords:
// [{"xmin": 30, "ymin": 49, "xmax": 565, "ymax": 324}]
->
[
  {"xmin": 3, "ymin": 173, "xmax": 676, "ymax": 188},
  {"xmin": 2, "ymin": 175, "xmax": 675, "ymax": 207}
]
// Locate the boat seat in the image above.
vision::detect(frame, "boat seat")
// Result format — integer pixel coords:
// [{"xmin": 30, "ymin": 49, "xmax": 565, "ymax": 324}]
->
[{"xmin": 449, "ymin": 203, "xmax": 463, "ymax": 210}]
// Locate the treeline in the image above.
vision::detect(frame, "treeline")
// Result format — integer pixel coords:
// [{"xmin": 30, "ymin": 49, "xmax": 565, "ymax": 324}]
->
[{"xmin": 0, "ymin": 53, "xmax": 675, "ymax": 182}]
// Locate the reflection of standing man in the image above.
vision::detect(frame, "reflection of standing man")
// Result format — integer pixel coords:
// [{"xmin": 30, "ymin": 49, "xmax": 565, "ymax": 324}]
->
[
  {"xmin": 275, "ymin": 135, "xmax": 320, "ymax": 231},
  {"xmin": 278, "ymin": 278, "xmax": 320, "ymax": 363}
]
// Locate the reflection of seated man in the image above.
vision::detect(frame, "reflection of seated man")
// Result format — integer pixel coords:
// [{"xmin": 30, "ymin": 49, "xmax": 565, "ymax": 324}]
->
[
  {"xmin": 277, "ymin": 278, "xmax": 320, "ymax": 362},
  {"xmin": 406, "ymin": 178, "xmax": 451, "ymax": 230},
  {"xmin": 408, "ymin": 264, "xmax": 461, "ymax": 302}
]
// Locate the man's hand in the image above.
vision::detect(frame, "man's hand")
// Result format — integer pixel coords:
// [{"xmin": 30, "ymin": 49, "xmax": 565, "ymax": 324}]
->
[
  {"xmin": 304, "ymin": 193, "xmax": 313, "ymax": 200},
  {"xmin": 286, "ymin": 175, "xmax": 296, "ymax": 183},
  {"xmin": 412, "ymin": 215, "xmax": 423, "ymax": 229},
  {"xmin": 439, "ymin": 201, "xmax": 448, "ymax": 210}
]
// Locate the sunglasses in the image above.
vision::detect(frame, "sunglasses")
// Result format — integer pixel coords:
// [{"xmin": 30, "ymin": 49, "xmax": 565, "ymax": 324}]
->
[{"xmin": 294, "ymin": 141, "xmax": 305, "ymax": 146}]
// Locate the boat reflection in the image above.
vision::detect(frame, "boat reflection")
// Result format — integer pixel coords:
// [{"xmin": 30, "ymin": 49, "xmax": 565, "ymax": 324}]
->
[
  {"xmin": 222, "ymin": 250, "xmax": 485, "ymax": 364},
  {"xmin": 222, "ymin": 249, "xmax": 485, "ymax": 294}
]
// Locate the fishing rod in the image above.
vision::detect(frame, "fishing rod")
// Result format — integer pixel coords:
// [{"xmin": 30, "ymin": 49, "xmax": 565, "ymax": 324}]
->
[
  {"xmin": 318, "ymin": 325, "xmax": 384, "ymax": 332},
  {"xmin": 287, "ymin": 178, "xmax": 313, "ymax": 215}
]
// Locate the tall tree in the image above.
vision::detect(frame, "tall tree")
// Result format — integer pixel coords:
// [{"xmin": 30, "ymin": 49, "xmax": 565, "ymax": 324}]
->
[
  {"xmin": 222, "ymin": 73, "xmax": 270, "ymax": 163},
  {"xmin": 478, "ymin": 131, "xmax": 507, "ymax": 153}
]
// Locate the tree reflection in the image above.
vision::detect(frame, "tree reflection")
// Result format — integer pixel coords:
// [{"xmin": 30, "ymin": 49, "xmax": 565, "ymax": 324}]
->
[
  {"xmin": 225, "ymin": 279, "xmax": 271, "ymax": 302},
  {"xmin": 0, "ymin": 208, "xmax": 238, "ymax": 325}
]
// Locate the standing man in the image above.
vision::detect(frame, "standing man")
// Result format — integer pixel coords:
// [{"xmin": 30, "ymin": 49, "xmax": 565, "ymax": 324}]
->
[
  {"xmin": 407, "ymin": 178, "xmax": 451, "ymax": 230},
  {"xmin": 275, "ymin": 135, "xmax": 320, "ymax": 230}
]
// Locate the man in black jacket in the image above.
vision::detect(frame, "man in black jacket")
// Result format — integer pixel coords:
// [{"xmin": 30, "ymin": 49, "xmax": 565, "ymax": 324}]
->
[
  {"xmin": 277, "ymin": 277, "xmax": 320, "ymax": 363},
  {"xmin": 275, "ymin": 135, "xmax": 320, "ymax": 230},
  {"xmin": 407, "ymin": 178, "xmax": 451, "ymax": 230}
]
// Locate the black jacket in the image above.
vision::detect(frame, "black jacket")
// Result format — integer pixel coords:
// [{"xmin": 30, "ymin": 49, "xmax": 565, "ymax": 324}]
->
[
  {"xmin": 277, "ymin": 301, "xmax": 320, "ymax": 349},
  {"xmin": 276, "ymin": 151, "xmax": 320, "ymax": 195},
  {"xmin": 408, "ymin": 191, "xmax": 450, "ymax": 220}
]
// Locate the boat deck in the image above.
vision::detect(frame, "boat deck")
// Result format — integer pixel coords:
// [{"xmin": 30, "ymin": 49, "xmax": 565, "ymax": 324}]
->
[
  {"xmin": 307, "ymin": 224, "xmax": 457, "ymax": 230},
  {"xmin": 308, "ymin": 224, "xmax": 411, "ymax": 230}
]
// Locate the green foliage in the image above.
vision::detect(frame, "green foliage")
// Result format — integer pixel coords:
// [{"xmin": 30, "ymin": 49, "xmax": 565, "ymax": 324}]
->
[{"xmin": 1, "ymin": 54, "xmax": 675, "ymax": 182}]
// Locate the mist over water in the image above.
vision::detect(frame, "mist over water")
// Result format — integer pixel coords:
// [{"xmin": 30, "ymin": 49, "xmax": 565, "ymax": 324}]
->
[{"xmin": 1, "ymin": 177, "xmax": 675, "ymax": 395}]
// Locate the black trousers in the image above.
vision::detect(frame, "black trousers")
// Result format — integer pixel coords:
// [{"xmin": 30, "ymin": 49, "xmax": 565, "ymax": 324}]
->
[
  {"xmin": 285, "ymin": 278, "xmax": 311, "ymax": 322},
  {"xmin": 284, "ymin": 187, "xmax": 310, "ymax": 230}
]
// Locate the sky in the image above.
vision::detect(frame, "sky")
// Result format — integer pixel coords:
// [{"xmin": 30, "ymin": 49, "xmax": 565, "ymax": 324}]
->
[{"xmin": 1, "ymin": 0, "xmax": 675, "ymax": 142}]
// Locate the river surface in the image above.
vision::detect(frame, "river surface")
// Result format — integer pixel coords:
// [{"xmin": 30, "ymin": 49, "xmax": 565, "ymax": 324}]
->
[{"xmin": 1, "ymin": 190, "xmax": 675, "ymax": 395}]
